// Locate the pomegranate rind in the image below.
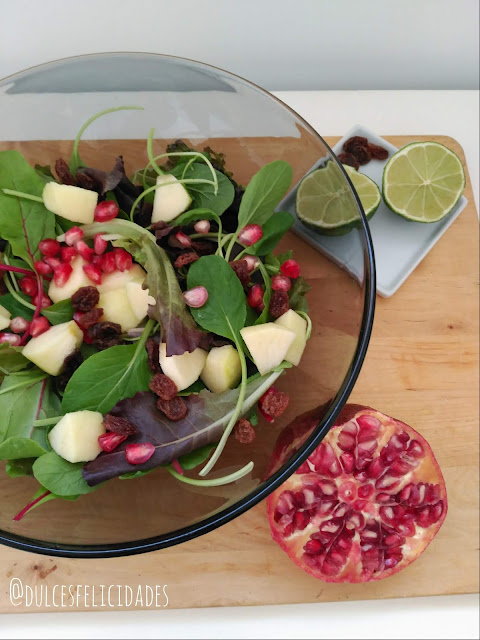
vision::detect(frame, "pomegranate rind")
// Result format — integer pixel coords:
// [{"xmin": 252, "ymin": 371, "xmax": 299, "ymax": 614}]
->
[{"xmin": 267, "ymin": 404, "xmax": 447, "ymax": 583}]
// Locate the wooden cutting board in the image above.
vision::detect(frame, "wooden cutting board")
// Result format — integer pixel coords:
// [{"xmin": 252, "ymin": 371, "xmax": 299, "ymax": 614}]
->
[{"xmin": 0, "ymin": 135, "xmax": 478, "ymax": 613}]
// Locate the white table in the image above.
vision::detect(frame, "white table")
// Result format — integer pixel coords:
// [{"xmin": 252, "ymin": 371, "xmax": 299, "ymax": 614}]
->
[{"xmin": 1, "ymin": 90, "xmax": 479, "ymax": 640}]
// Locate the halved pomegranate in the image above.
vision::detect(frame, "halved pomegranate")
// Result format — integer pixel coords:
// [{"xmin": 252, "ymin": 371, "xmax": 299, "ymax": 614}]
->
[{"xmin": 266, "ymin": 404, "xmax": 447, "ymax": 583}]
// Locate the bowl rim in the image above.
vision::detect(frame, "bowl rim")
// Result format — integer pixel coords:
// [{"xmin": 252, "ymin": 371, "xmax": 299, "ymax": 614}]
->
[{"xmin": 0, "ymin": 52, "xmax": 376, "ymax": 558}]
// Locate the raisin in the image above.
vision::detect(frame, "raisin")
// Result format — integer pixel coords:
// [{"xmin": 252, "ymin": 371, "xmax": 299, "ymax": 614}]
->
[
  {"xmin": 56, "ymin": 350, "xmax": 84, "ymax": 390},
  {"xmin": 77, "ymin": 307, "xmax": 103, "ymax": 330},
  {"xmin": 104, "ymin": 414, "xmax": 139, "ymax": 436},
  {"xmin": 229, "ymin": 259, "xmax": 250, "ymax": 286},
  {"xmin": 337, "ymin": 152, "xmax": 360, "ymax": 171},
  {"xmin": 71, "ymin": 286, "xmax": 100, "ymax": 312},
  {"xmin": 260, "ymin": 388, "xmax": 290, "ymax": 418},
  {"xmin": 368, "ymin": 142, "xmax": 389, "ymax": 160},
  {"xmin": 343, "ymin": 136, "xmax": 368, "ymax": 153},
  {"xmin": 350, "ymin": 144, "xmax": 371, "ymax": 165},
  {"xmin": 75, "ymin": 171, "xmax": 98, "ymax": 191},
  {"xmin": 149, "ymin": 373, "xmax": 178, "ymax": 401},
  {"xmin": 234, "ymin": 418, "xmax": 256, "ymax": 444},
  {"xmin": 145, "ymin": 337, "xmax": 161, "ymax": 373},
  {"xmin": 173, "ymin": 252, "xmax": 199, "ymax": 269},
  {"xmin": 54, "ymin": 158, "xmax": 76, "ymax": 186},
  {"xmin": 269, "ymin": 290, "xmax": 290, "ymax": 318},
  {"xmin": 157, "ymin": 396, "xmax": 188, "ymax": 421},
  {"xmin": 86, "ymin": 321, "xmax": 123, "ymax": 349},
  {"xmin": 190, "ymin": 240, "xmax": 216, "ymax": 256}
]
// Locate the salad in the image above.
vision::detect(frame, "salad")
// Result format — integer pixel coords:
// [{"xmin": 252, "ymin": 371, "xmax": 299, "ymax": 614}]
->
[{"xmin": 0, "ymin": 107, "xmax": 312, "ymax": 520}]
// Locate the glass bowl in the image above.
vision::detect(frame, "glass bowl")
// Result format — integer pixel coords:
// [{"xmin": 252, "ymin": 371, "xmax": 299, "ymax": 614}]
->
[{"xmin": 0, "ymin": 53, "xmax": 375, "ymax": 558}]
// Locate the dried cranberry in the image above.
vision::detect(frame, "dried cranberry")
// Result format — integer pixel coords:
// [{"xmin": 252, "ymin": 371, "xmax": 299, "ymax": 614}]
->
[
  {"xmin": 157, "ymin": 396, "xmax": 188, "ymax": 421},
  {"xmin": 337, "ymin": 152, "xmax": 360, "ymax": 171},
  {"xmin": 145, "ymin": 337, "xmax": 161, "ymax": 373},
  {"xmin": 173, "ymin": 252, "xmax": 199, "ymax": 269},
  {"xmin": 269, "ymin": 290, "xmax": 290, "ymax": 318},
  {"xmin": 234, "ymin": 418, "xmax": 256, "ymax": 444},
  {"xmin": 259, "ymin": 387, "xmax": 289, "ymax": 420},
  {"xmin": 149, "ymin": 373, "xmax": 178, "ymax": 401},
  {"xmin": 229, "ymin": 259, "xmax": 250, "ymax": 286},
  {"xmin": 104, "ymin": 414, "xmax": 139, "ymax": 436},
  {"xmin": 71, "ymin": 286, "xmax": 100, "ymax": 312}
]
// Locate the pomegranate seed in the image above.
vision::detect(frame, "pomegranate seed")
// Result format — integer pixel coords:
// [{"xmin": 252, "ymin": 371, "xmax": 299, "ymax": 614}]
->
[
  {"xmin": 32, "ymin": 293, "xmax": 51, "ymax": 309},
  {"xmin": 238, "ymin": 224, "xmax": 262, "ymax": 246},
  {"xmin": 280, "ymin": 259, "xmax": 301, "ymax": 279},
  {"xmin": 243, "ymin": 255, "xmax": 259, "ymax": 272},
  {"xmin": 94, "ymin": 234, "xmax": 108, "ymax": 255},
  {"xmin": 183, "ymin": 286, "xmax": 208, "ymax": 308},
  {"xmin": 83, "ymin": 263, "xmax": 102, "ymax": 285},
  {"xmin": 39, "ymin": 238, "xmax": 60, "ymax": 256},
  {"xmin": 193, "ymin": 220, "xmax": 210, "ymax": 234},
  {"xmin": 94, "ymin": 200, "xmax": 119, "ymax": 222},
  {"xmin": 91, "ymin": 255, "xmax": 103, "ymax": 268},
  {"xmin": 53, "ymin": 263, "xmax": 73, "ymax": 287},
  {"xmin": 9, "ymin": 317, "xmax": 29, "ymax": 333},
  {"xmin": 19, "ymin": 276, "xmax": 38, "ymax": 296},
  {"xmin": 44, "ymin": 256, "xmax": 62, "ymax": 270},
  {"xmin": 247, "ymin": 283, "xmax": 264, "ymax": 308},
  {"xmin": 98, "ymin": 432, "xmax": 127, "ymax": 453},
  {"xmin": 125, "ymin": 442, "xmax": 155, "ymax": 465},
  {"xmin": 271, "ymin": 274, "xmax": 292, "ymax": 292},
  {"xmin": 174, "ymin": 231, "xmax": 192, "ymax": 248},
  {"xmin": 65, "ymin": 226, "xmax": 84, "ymax": 246},
  {"xmin": 114, "ymin": 248, "xmax": 132, "ymax": 272},
  {"xmin": 101, "ymin": 252, "xmax": 117, "ymax": 273},
  {"xmin": 34, "ymin": 260, "xmax": 52, "ymax": 276},
  {"xmin": 75, "ymin": 240, "xmax": 94, "ymax": 261},
  {"xmin": 0, "ymin": 332, "xmax": 21, "ymax": 345},
  {"xmin": 60, "ymin": 246, "xmax": 77, "ymax": 263},
  {"xmin": 30, "ymin": 316, "xmax": 50, "ymax": 337}
]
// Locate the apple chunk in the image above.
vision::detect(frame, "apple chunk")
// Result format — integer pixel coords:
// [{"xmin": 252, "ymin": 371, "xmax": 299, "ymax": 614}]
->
[
  {"xmin": 97, "ymin": 288, "xmax": 139, "ymax": 332},
  {"xmin": 125, "ymin": 281, "xmax": 155, "ymax": 323},
  {"xmin": 274, "ymin": 309, "xmax": 307, "ymax": 365},
  {"xmin": 201, "ymin": 345, "xmax": 242, "ymax": 394},
  {"xmin": 43, "ymin": 182, "xmax": 98, "ymax": 224},
  {"xmin": 151, "ymin": 174, "xmax": 192, "ymax": 223},
  {"xmin": 0, "ymin": 304, "xmax": 11, "ymax": 331},
  {"xmin": 97, "ymin": 264, "xmax": 146, "ymax": 293},
  {"xmin": 22, "ymin": 320, "xmax": 83, "ymax": 376},
  {"xmin": 240, "ymin": 323, "xmax": 295, "ymax": 375},
  {"xmin": 48, "ymin": 256, "xmax": 92, "ymax": 303},
  {"xmin": 49, "ymin": 410, "xmax": 106, "ymax": 463},
  {"xmin": 159, "ymin": 342, "xmax": 207, "ymax": 391}
]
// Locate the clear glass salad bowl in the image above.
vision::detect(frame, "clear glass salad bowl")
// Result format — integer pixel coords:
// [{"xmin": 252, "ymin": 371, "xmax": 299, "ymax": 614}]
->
[{"xmin": 0, "ymin": 53, "xmax": 375, "ymax": 557}]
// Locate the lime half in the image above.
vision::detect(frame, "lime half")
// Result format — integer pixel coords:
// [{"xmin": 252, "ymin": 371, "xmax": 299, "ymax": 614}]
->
[
  {"xmin": 296, "ymin": 161, "xmax": 381, "ymax": 235},
  {"xmin": 383, "ymin": 142, "xmax": 465, "ymax": 223}
]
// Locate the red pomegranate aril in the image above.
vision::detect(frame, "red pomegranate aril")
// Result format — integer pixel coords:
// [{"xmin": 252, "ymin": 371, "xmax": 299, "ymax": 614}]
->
[
  {"xmin": 65, "ymin": 226, "xmax": 84, "ymax": 246},
  {"xmin": 39, "ymin": 238, "xmax": 60, "ymax": 257},
  {"xmin": 53, "ymin": 263, "xmax": 73, "ymax": 287},
  {"xmin": 280, "ymin": 259, "xmax": 300, "ymax": 279},
  {"xmin": 60, "ymin": 246, "xmax": 77, "ymax": 263},
  {"xmin": 125, "ymin": 442, "xmax": 155, "ymax": 465},
  {"xmin": 101, "ymin": 252, "xmax": 117, "ymax": 273},
  {"xmin": 193, "ymin": 220, "xmax": 210, "ymax": 234},
  {"xmin": 83, "ymin": 263, "xmax": 102, "ymax": 285},
  {"xmin": 30, "ymin": 316, "xmax": 50, "ymax": 337},
  {"xmin": 9, "ymin": 316, "xmax": 29, "ymax": 333},
  {"xmin": 98, "ymin": 432, "xmax": 127, "ymax": 453},
  {"xmin": 91, "ymin": 255, "xmax": 103, "ymax": 268},
  {"xmin": 175, "ymin": 231, "xmax": 192, "ymax": 248},
  {"xmin": 114, "ymin": 248, "xmax": 132, "ymax": 272},
  {"xmin": 34, "ymin": 260, "xmax": 52, "ymax": 276},
  {"xmin": 32, "ymin": 292, "xmax": 51, "ymax": 309},
  {"xmin": 183, "ymin": 286, "xmax": 208, "ymax": 308},
  {"xmin": 238, "ymin": 224, "xmax": 262, "ymax": 246},
  {"xmin": 271, "ymin": 274, "xmax": 292, "ymax": 292},
  {"xmin": 94, "ymin": 234, "xmax": 108, "ymax": 255},
  {"xmin": 75, "ymin": 240, "xmax": 94, "ymax": 261},
  {"xmin": 243, "ymin": 255, "xmax": 259, "ymax": 272},
  {"xmin": 44, "ymin": 256, "xmax": 62, "ymax": 270},
  {"xmin": 247, "ymin": 283, "xmax": 264, "ymax": 308},
  {"xmin": 0, "ymin": 332, "xmax": 21, "ymax": 345},
  {"xmin": 94, "ymin": 200, "xmax": 119, "ymax": 222},
  {"xmin": 19, "ymin": 276, "xmax": 38, "ymax": 296}
]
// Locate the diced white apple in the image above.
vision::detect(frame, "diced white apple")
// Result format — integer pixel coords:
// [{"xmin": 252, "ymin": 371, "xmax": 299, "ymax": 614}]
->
[
  {"xmin": 48, "ymin": 256, "xmax": 92, "ymax": 303},
  {"xmin": 159, "ymin": 342, "xmax": 207, "ymax": 392},
  {"xmin": 97, "ymin": 288, "xmax": 139, "ymax": 332},
  {"xmin": 151, "ymin": 174, "xmax": 192, "ymax": 223},
  {"xmin": 240, "ymin": 323, "xmax": 295, "ymax": 375},
  {"xmin": 22, "ymin": 320, "xmax": 83, "ymax": 376},
  {"xmin": 0, "ymin": 304, "xmax": 11, "ymax": 331},
  {"xmin": 97, "ymin": 264, "xmax": 146, "ymax": 293},
  {"xmin": 48, "ymin": 410, "xmax": 106, "ymax": 463},
  {"xmin": 43, "ymin": 182, "xmax": 98, "ymax": 224},
  {"xmin": 274, "ymin": 309, "xmax": 307, "ymax": 366},
  {"xmin": 201, "ymin": 345, "xmax": 242, "ymax": 394},
  {"xmin": 125, "ymin": 281, "xmax": 155, "ymax": 323}
]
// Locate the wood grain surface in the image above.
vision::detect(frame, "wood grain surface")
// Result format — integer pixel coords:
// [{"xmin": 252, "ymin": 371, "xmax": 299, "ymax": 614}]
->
[{"xmin": 0, "ymin": 135, "xmax": 478, "ymax": 613}]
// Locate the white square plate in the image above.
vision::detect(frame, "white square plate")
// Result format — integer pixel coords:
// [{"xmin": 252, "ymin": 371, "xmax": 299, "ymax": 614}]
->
[{"xmin": 283, "ymin": 125, "xmax": 468, "ymax": 297}]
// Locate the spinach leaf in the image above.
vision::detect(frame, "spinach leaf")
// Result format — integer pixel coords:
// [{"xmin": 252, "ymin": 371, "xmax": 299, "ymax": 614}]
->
[
  {"xmin": 244, "ymin": 304, "xmax": 258, "ymax": 327},
  {"xmin": 33, "ymin": 452, "xmax": 95, "ymax": 496},
  {"xmin": 170, "ymin": 164, "xmax": 234, "ymax": 215},
  {"xmin": 187, "ymin": 255, "xmax": 246, "ymax": 340},
  {"xmin": 34, "ymin": 164, "xmax": 55, "ymax": 183},
  {"xmin": 174, "ymin": 208, "xmax": 221, "ymax": 227},
  {"xmin": 237, "ymin": 161, "xmax": 292, "ymax": 228},
  {"xmin": 36, "ymin": 381, "xmax": 62, "ymax": 420},
  {"xmin": 5, "ymin": 459, "xmax": 34, "ymax": 478},
  {"xmin": 178, "ymin": 444, "xmax": 216, "ymax": 470},
  {"xmin": 289, "ymin": 276, "xmax": 311, "ymax": 313},
  {"xmin": 0, "ymin": 343, "xmax": 30, "ymax": 376},
  {"xmin": 264, "ymin": 252, "xmax": 280, "ymax": 274},
  {"xmin": 177, "ymin": 379, "xmax": 206, "ymax": 396},
  {"xmin": 0, "ymin": 292, "xmax": 34, "ymax": 320},
  {"xmin": 0, "ymin": 437, "xmax": 47, "ymax": 460},
  {"xmin": 119, "ymin": 469, "xmax": 156, "ymax": 480},
  {"xmin": 0, "ymin": 150, "xmax": 55, "ymax": 265},
  {"xmin": 0, "ymin": 372, "xmax": 48, "ymax": 448},
  {"xmin": 62, "ymin": 339, "xmax": 152, "ymax": 414},
  {"xmin": 41, "ymin": 299, "xmax": 74, "ymax": 325},
  {"xmin": 245, "ymin": 211, "xmax": 295, "ymax": 256},
  {"xmin": 277, "ymin": 249, "xmax": 293, "ymax": 264}
]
